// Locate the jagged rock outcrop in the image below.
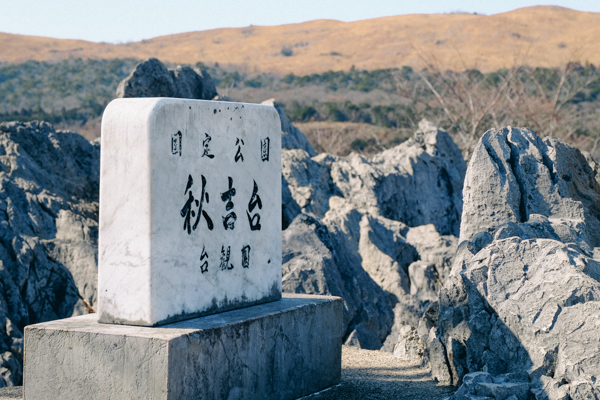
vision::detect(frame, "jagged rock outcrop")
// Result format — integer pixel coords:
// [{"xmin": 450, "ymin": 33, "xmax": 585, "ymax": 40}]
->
[
  {"xmin": 373, "ymin": 120, "xmax": 466, "ymax": 237},
  {"xmin": 282, "ymin": 119, "xmax": 466, "ymax": 236},
  {"xmin": 0, "ymin": 121, "xmax": 99, "ymax": 386},
  {"xmin": 261, "ymin": 99, "xmax": 316, "ymax": 157},
  {"xmin": 116, "ymin": 58, "xmax": 218, "ymax": 100},
  {"xmin": 281, "ymin": 119, "xmax": 466, "ymax": 350},
  {"xmin": 448, "ymin": 371, "xmax": 531, "ymax": 400},
  {"xmin": 460, "ymin": 126, "xmax": 600, "ymax": 245},
  {"xmin": 282, "ymin": 214, "xmax": 394, "ymax": 350},
  {"xmin": 432, "ymin": 127, "xmax": 600, "ymax": 399}
]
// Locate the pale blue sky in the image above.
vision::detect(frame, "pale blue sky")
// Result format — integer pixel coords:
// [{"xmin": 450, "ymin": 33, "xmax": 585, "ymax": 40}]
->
[{"xmin": 1, "ymin": 0, "xmax": 599, "ymax": 43}]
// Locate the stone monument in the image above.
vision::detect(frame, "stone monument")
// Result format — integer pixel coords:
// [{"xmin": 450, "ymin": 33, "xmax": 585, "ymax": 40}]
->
[
  {"xmin": 98, "ymin": 98, "xmax": 282, "ymax": 326},
  {"xmin": 23, "ymin": 98, "xmax": 342, "ymax": 400}
]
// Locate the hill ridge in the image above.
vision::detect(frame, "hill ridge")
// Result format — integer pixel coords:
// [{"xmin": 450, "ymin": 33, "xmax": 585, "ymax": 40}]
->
[{"xmin": 1, "ymin": 6, "xmax": 600, "ymax": 74}]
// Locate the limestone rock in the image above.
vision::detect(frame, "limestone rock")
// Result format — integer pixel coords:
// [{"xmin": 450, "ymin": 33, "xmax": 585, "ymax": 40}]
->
[
  {"xmin": 261, "ymin": 99, "xmax": 316, "ymax": 157},
  {"xmin": 435, "ymin": 127, "xmax": 600, "ymax": 396},
  {"xmin": 405, "ymin": 224, "xmax": 458, "ymax": 283},
  {"xmin": 372, "ymin": 119, "xmax": 466, "ymax": 236},
  {"xmin": 440, "ymin": 234, "xmax": 600, "ymax": 385},
  {"xmin": 116, "ymin": 58, "xmax": 218, "ymax": 100},
  {"xmin": 0, "ymin": 121, "xmax": 99, "ymax": 386},
  {"xmin": 281, "ymin": 150, "xmax": 336, "ymax": 220},
  {"xmin": 408, "ymin": 262, "xmax": 439, "ymax": 302},
  {"xmin": 282, "ymin": 214, "xmax": 394, "ymax": 349},
  {"xmin": 393, "ymin": 325, "xmax": 426, "ymax": 362},
  {"xmin": 460, "ymin": 127, "xmax": 600, "ymax": 245},
  {"xmin": 281, "ymin": 121, "xmax": 466, "ymax": 233},
  {"xmin": 281, "ymin": 121, "xmax": 466, "ymax": 351},
  {"xmin": 448, "ymin": 371, "xmax": 530, "ymax": 400},
  {"xmin": 427, "ymin": 327, "xmax": 453, "ymax": 386}
]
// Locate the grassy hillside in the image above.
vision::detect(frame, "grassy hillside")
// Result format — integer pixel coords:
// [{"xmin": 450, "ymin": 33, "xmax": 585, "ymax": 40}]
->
[
  {"xmin": 1, "ymin": 58, "xmax": 599, "ymax": 159},
  {"xmin": 0, "ymin": 58, "xmax": 138, "ymax": 138},
  {"xmin": 1, "ymin": 7, "xmax": 600, "ymax": 74}
]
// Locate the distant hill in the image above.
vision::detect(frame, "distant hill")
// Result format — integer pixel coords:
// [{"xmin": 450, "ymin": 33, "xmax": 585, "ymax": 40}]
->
[{"xmin": 1, "ymin": 6, "xmax": 600, "ymax": 74}]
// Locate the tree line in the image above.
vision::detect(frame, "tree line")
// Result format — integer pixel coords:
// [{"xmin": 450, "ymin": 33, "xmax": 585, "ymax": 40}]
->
[{"xmin": 1, "ymin": 58, "xmax": 600, "ymax": 158}]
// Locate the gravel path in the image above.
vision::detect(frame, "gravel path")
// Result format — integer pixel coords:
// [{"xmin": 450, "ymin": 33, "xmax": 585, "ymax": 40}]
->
[
  {"xmin": 301, "ymin": 345, "xmax": 456, "ymax": 400},
  {"xmin": 0, "ymin": 346, "xmax": 456, "ymax": 399},
  {"xmin": 0, "ymin": 387, "xmax": 20, "ymax": 399}
]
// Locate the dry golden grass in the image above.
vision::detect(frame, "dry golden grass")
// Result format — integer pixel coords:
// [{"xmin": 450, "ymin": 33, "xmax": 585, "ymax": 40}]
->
[{"xmin": 1, "ymin": 6, "xmax": 599, "ymax": 74}]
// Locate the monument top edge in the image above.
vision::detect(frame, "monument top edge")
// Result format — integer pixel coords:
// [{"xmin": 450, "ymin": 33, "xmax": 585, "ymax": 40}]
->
[
  {"xmin": 105, "ymin": 97, "xmax": 278, "ymax": 112},
  {"xmin": 26, "ymin": 294, "xmax": 342, "ymax": 339}
]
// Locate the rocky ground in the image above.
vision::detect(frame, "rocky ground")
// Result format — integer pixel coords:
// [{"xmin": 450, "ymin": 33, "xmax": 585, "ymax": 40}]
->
[
  {"xmin": 304, "ymin": 346, "xmax": 456, "ymax": 400},
  {"xmin": 0, "ymin": 386, "xmax": 19, "ymax": 399}
]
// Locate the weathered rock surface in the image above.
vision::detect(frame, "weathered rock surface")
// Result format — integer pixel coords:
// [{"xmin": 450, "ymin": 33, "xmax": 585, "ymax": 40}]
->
[
  {"xmin": 282, "ymin": 214, "xmax": 394, "ymax": 350},
  {"xmin": 432, "ymin": 127, "xmax": 600, "ymax": 399},
  {"xmin": 460, "ymin": 126, "xmax": 600, "ymax": 245},
  {"xmin": 393, "ymin": 325, "xmax": 426, "ymax": 362},
  {"xmin": 406, "ymin": 224, "xmax": 458, "ymax": 284},
  {"xmin": 282, "ymin": 119, "xmax": 465, "ymax": 235},
  {"xmin": 448, "ymin": 371, "xmax": 531, "ymax": 400},
  {"xmin": 116, "ymin": 58, "xmax": 218, "ymax": 100},
  {"xmin": 374, "ymin": 120, "xmax": 466, "ymax": 237},
  {"xmin": 0, "ymin": 121, "xmax": 99, "ymax": 386},
  {"xmin": 281, "ymin": 119, "xmax": 466, "ymax": 350}
]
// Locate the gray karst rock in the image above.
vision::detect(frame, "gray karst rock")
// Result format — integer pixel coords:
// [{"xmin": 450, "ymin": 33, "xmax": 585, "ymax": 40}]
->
[
  {"xmin": 431, "ymin": 127, "xmax": 600, "ymax": 399},
  {"xmin": 261, "ymin": 99, "xmax": 317, "ymax": 157},
  {"xmin": 447, "ymin": 371, "xmax": 531, "ymax": 400},
  {"xmin": 439, "ymin": 234, "xmax": 600, "ymax": 398},
  {"xmin": 280, "ymin": 118, "xmax": 467, "ymax": 351},
  {"xmin": 116, "ymin": 58, "xmax": 218, "ymax": 100},
  {"xmin": 281, "ymin": 119, "xmax": 466, "ymax": 236},
  {"xmin": 460, "ymin": 126, "xmax": 600, "ymax": 245},
  {"xmin": 393, "ymin": 325, "xmax": 426, "ymax": 362},
  {"xmin": 373, "ymin": 119, "xmax": 466, "ymax": 237},
  {"xmin": 405, "ymin": 224, "xmax": 458, "ymax": 284},
  {"xmin": 0, "ymin": 121, "xmax": 99, "ymax": 386},
  {"xmin": 282, "ymin": 213, "xmax": 394, "ymax": 350}
]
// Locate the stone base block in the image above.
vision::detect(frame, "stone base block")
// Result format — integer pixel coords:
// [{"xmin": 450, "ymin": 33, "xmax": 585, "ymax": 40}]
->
[{"xmin": 24, "ymin": 294, "xmax": 342, "ymax": 400}]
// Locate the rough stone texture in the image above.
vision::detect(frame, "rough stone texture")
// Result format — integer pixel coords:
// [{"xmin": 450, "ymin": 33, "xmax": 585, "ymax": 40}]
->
[
  {"xmin": 282, "ymin": 119, "xmax": 466, "ymax": 236},
  {"xmin": 439, "ymin": 234, "xmax": 600, "ymax": 394},
  {"xmin": 282, "ymin": 214, "xmax": 394, "ymax": 350},
  {"xmin": 261, "ymin": 99, "xmax": 316, "ymax": 157},
  {"xmin": 116, "ymin": 58, "xmax": 218, "ymax": 100},
  {"xmin": 448, "ymin": 371, "xmax": 530, "ymax": 400},
  {"xmin": 393, "ymin": 325, "xmax": 426, "ymax": 362},
  {"xmin": 0, "ymin": 121, "xmax": 99, "ymax": 387},
  {"xmin": 281, "ymin": 119, "xmax": 466, "ymax": 350},
  {"xmin": 432, "ymin": 127, "xmax": 600, "ymax": 398},
  {"xmin": 460, "ymin": 126, "xmax": 600, "ymax": 245},
  {"xmin": 373, "ymin": 119, "xmax": 466, "ymax": 237},
  {"xmin": 24, "ymin": 294, "xmax": 342, "ymax": 400},
  {"xmin": 406, "ymin": 224, "xmax": 458, "ymax": 284}
]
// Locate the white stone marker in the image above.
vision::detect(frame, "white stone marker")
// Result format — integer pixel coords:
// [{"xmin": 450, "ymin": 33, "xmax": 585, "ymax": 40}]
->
[{"xmin": 98, "ymin": 98, "xmax": 282, "ymax": 326}]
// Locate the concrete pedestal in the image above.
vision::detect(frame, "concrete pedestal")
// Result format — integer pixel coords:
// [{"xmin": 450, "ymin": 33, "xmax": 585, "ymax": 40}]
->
[{"xmin": 23, "ymin": 294, "xmax": 342, "ymax": 400}]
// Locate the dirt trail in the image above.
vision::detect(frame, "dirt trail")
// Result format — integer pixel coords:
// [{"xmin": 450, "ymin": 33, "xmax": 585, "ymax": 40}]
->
[{"xmin": 302, "ymin": 345, "xmax": 456, "ymax": 400}]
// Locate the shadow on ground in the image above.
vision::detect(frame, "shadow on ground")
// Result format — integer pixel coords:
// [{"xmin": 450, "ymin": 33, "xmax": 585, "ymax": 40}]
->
[{"xmin": 302, "ymin": 346, "xmax": 456, "ymax": 400}]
